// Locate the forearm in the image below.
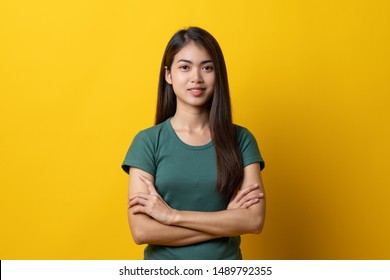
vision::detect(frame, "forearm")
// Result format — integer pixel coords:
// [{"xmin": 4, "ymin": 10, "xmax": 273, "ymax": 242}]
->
[
  {"xmin": 128, "ymin": 164, "xmax": 266, "ymax": 240},
  {"xmin": 129, "ymin": 211, "xmax": 220, "ymax": 246},
  {"xmin": 170, "ymin": 201, "xmax": 265, "ymax": 237}
]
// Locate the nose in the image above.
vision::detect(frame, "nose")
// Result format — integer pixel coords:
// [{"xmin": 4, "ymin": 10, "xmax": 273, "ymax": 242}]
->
[{"xmin": 191, "ymin": 68, "xmax": 203, "ymax": 84}]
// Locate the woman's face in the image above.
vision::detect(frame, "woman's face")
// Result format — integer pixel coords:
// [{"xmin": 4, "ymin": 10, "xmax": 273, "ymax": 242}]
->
[{"xmin": 165, "ymin": 42, "xmax": 215, "ymax": 110}]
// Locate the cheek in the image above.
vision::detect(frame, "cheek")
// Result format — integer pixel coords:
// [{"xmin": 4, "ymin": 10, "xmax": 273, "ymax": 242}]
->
[
  {"xmin": 170, "ymin": 72, "xmax": 187, "ymax": 85},
  {"xmin": 170, "ymin": 76, "xmax": 186, "ymax": 94},
  {"xmin": 206, "ymin": 74, "xmax": 216, "ymax": 87}
]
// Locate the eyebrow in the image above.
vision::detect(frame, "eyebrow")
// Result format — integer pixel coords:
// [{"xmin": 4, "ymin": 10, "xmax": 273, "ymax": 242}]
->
[{"xmin": 177, "ymin": 59, "xmax": 213, "ymax": 64}]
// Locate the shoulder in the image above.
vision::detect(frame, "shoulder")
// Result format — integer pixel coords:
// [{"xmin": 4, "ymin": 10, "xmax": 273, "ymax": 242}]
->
[
  {"xmin": 234, "ymin": 124, "xmax": 257, "ymax": 145},
  {"xmin": 138, "ymin": 120, "xmax": 167, "ymax": 136},
  {"xmin": 122, "ymin": 121, "xmax": 169, "ymax": 175},
  {"xmin": 133, "ymin": 120, "xmax": 169, "ymax": 143},
  {"xmin": 234, "ymin": 124, "xmax": 251, "ymax": 135},
  {"xmin": 234, "ymin": 124, "xmax": 265, "ymax": 169}
]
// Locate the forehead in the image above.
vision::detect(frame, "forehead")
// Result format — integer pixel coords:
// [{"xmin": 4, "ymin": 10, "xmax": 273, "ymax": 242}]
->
[{"xmin": 173, "ymin": 42, "xmax": 212, "ymax": 63}]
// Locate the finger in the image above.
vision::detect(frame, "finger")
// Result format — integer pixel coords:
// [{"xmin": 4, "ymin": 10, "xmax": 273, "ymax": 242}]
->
[
  {"xmin": 234, "ymin": 188, "xmax": 250, "ymax": 204},
  {"xmin": 236, "ymin": 184, "xmax": 259, "ymax": 203},
  {"xmin": 128, "ymin": 198, "xmax": 144, "ymax": 209},
  {"xmin": 129, "ymin": 192, "xmax": 150, "ymax": 201},
  {"xmin": 241, "ymin": 198, "xmax": 260, "ymax": 209},
  {"xmin": 259, "ymin": 192, "xmax": 264, "ymax": 198},
  {"xmin": 128, "ymin": 196, "xmax": 148, "ymax": 209},
  {"xmin": 128, "ymin": 193, "xmax": 150, "ymax": 206},
  {"xmin": 241, "ymin": 184, "xmax": 261, "ymax": 197},
  {"xmin": 236, "ymin": 194, "xmax": 259, "ymax": 208},
  {"xmin": 238, "ymin": 193, "xmax": 262, "ymax": 207},
  {"xmin": 131, "ymin": 205, "xmax": 146, "ymax": 215},
  {"xmin": 246, "ymin": 192, "xmax": 264, "ymax": 201},
  {"xmin": 240, "ymin": 184, "xmax": 259, "ymax": 197}
]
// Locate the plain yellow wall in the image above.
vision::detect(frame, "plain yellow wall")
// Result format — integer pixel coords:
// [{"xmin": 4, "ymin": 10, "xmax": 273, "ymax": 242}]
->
[{"xmin": 1, "ymin": 0, "xmax": 389, "ymax": 259}]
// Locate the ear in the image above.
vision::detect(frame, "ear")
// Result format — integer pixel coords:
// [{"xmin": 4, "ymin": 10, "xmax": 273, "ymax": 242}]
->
[{"xmin": 165, "ymin": 68, "xmax": 172, "ymax": 84}]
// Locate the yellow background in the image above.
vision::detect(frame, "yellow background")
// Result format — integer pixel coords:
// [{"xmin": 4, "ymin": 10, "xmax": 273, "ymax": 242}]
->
[{"xmin": 1, "ymin": 0, "xmax": 389, "ymax": 259}]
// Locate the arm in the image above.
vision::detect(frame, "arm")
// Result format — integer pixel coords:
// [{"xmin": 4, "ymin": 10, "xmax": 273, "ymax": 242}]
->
[
  {"xmin": 127, "ymin": 167, "xmax": 220, "ymax": 246},
  {"xmin": 130, "ymin": 163, "xmax": 266, "ymax": 237},
  {"xmin": 171, "ymin": 163, "xmax": 265, "ymax": 236}
]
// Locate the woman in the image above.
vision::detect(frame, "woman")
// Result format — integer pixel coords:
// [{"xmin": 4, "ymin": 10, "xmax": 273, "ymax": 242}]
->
[{"xmin": 122, "ymin": 27, "xmax": 266, "ymax": 260}]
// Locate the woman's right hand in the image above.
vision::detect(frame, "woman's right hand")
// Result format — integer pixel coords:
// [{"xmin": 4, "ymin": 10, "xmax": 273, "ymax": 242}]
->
[
  {"xmin": 128, "ymin": 174, "xmax": 177, "ymax": 225},
  {"xmin": 227, "ymin": 184, "xmax": 264, "ymax": 210}
]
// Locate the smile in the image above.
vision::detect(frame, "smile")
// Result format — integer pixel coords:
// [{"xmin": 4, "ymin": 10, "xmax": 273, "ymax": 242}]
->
[
  {"xmin": 188, "ymin": 88, "xmax": 205, "ymax": 92},
  {"xmin": 188, "ymin": 88, "xmax": 205, "ymax": 96},
  {"xmin": 188, "ymin": 87, "xmax": 205, "ymax": 91}
]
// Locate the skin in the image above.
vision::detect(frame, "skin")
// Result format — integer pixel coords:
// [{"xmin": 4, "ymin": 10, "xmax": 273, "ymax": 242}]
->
[{"xmin": 127, "ymin": 42, "xmax": 266, "ymax": 246}]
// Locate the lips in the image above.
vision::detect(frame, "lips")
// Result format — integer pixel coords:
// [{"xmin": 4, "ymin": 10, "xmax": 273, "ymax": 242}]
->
[{"xmin": 188, "ymin": 87, "xmax": 205, "ymax": 96}]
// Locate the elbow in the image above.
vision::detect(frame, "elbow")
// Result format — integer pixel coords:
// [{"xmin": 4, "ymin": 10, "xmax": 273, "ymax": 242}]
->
[
  {"xmin": 132, "ymin": 235, "xmax": 145, "ymax": 245},
  {"xmin": 128, "ymin": 213, "xmax": 149, "ymax": 245},
  {"xmin": 131, "ymin": 226, "xmax": 148, "ymax": 245},
  {"xmin": 248, "ymin": 201, "xmax": 266, "ymax": 234},
  {"xmin": 249, "ymin": 215, "xmax": 265, "ymax": 234},
  {"xmin": 252, "ymin": 222, "xmax": 264, "ymax": 234},
  {"xmin": 133, "ymin": 238, "xmax": 145, "ymax": 246}
]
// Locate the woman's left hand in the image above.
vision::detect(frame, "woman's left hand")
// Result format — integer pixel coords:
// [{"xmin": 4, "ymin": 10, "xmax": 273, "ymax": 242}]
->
[
  {"xmin": 128, "ymin": 174, "xmax": 175, "ymax": 225},
  {"xmin": 227, "ymin": 183, "xmax": 263, "ymax": 210}
]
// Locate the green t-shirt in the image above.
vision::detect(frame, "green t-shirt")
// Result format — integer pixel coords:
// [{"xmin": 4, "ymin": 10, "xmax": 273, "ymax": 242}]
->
[{"xmin": 122, "ymin": 118, "xmax": 264, "ymax": 260}]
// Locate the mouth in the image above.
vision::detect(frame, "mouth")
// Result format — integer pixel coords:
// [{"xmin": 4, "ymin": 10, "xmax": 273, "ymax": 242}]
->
[{"xmin": 188, "ymin": 87, "xmax": 206, "ymax": 96}]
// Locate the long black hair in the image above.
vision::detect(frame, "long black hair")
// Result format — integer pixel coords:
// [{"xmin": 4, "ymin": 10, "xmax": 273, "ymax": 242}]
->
[{"xmin": 155, "ymin": 27, "xmax": 243, "ymax": 199}]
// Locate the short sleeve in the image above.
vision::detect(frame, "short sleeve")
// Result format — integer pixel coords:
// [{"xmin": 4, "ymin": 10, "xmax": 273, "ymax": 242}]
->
[
  {"xmin": 121, "ymin": 131, "xmax": 156, "ymax": 176},
  {"xmin": 237, "ymin": 126, "xmax": 265, "ymax": 170}
]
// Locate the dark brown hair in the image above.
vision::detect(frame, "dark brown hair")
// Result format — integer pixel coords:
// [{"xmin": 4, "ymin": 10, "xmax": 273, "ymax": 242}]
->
[{"xmin": 155, "ymin": 27, "xmax": 243, "ymax": 199}]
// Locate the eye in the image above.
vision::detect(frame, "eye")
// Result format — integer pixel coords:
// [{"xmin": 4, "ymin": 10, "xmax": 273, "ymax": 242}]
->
[
  {"xmin": 179, "ymin": 65, "xmax": 190, "ymax": 71},
  {"xmin": 202, "ymin": 65, "xmax": 214, "ymax": 72}
]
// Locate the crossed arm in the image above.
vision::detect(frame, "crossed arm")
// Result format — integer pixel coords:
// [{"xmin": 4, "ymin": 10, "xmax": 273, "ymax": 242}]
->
[{"xmin": 127, "ymin": 163, "xmax": 266, "ymax": 246}]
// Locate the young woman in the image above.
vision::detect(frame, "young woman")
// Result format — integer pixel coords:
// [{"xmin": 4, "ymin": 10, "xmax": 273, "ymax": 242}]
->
[{"xmin": 122, "ymin": 27, "xmax": 266, "ymax": 260}]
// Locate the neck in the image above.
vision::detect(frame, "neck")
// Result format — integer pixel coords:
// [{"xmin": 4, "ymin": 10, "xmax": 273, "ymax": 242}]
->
[{"xmin": 171, "ymin": 106, "xmax": 210, "ymax": 131}]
